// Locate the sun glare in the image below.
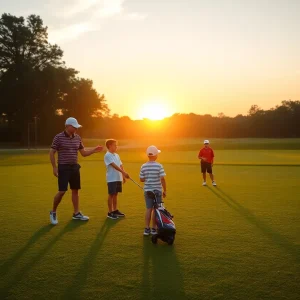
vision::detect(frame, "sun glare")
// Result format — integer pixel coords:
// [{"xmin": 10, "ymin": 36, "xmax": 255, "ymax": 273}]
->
[{"xmin": 138, "ymin": 101, "xmax": 171, "ymax": 120}]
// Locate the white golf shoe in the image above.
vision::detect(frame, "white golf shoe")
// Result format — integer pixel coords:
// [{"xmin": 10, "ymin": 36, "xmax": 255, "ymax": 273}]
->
[
  {"xmin": 212, "ymin": 181, "xmax": 217, "ymax": 186},
  {"xmin": 50, "ymin": 211, "xmax": 58, "ymax": 225},
  {"xmin": 72, "ymin": 212, "xmax": 89, "ymax": 221},
  {"xmin": 202, "ymin": 182, "xmax": 207, "ymax": 186}
]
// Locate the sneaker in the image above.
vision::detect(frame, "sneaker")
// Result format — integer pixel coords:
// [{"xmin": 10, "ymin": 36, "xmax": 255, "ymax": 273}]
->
[
  {"xmin": 202, "ymin": 182, "xmax": 207, "ymax": 186},
  {"xmin": 50, "ymin": 211, "xmax": 58, "ymax": 225},
  {"xmin": 113, "ymin": 210, "xmax": 125, "ymax": 217},
  {"xmin": 151, "ymin": 228, "xmax": 157, "ymax": 235},
  {"xmin": 212, "ymin": 181, "xmax": 217, "ymax": 186},
  {"xmin": 72, "ymin": 212, "xmax": 89, "ymax": 221},
  {"xmin": 107, "ymin": 212, "xmax": 118, "ymax": 220},
  {"xmin": 143, "ymin": 228, "xmax": 151, "ymax": 236}
]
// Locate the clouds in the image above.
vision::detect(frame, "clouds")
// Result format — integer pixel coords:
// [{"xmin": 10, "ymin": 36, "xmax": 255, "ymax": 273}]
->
[
  {"xmin": 117, "ymin": 12, "xmax": 147, "ymax": 21},
  {"xmin": 48, "ymin": 22, "xmax": 98, "ymax": 43},
  {"xmin": 46, "ymin": 0, "xmax": 146, "ymax": 43},
  {"xmin": 94, "ymin": 0, "xmax": 125, "ymax": 18},
  {"xmin": 51, "ymin": 0, "xmax": 99, "ymax": 19}
]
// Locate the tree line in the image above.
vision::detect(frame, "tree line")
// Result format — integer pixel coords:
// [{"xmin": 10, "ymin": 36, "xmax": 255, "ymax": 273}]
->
[
  {"xmin": 86, "ymin": 101, "xmax": 300, "ymax": 140},
  {"xmin": 0, "ymin": 13, "xmax": 299, "ymax": 146}
]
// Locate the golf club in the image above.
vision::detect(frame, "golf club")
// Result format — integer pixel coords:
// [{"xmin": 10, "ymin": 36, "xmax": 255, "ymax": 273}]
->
[{"xmin": 129, "ymin": 178, "xmax": 144, "ymax": 190}]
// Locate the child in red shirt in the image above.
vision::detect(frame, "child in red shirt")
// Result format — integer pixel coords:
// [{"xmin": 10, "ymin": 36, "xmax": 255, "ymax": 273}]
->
[{"xmin": 198, "ymin": 140, "xmax": 217, "ymax": 186}]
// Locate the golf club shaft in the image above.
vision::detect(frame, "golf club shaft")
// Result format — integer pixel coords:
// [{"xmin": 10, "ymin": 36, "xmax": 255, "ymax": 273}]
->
[{"xmin": 129, "ymin": 178, "xmax": 144, "ymax": 190}]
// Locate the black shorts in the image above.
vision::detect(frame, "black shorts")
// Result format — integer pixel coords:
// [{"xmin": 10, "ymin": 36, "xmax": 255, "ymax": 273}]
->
[
  {"xmin": 107, "ymin": 181, "xmax": 122, "ymax": 195},
  {"xmin": 58, "ymin": 164, "xmax": 81, "ymax": 191},
  {"xmin": 201, "ymin": 161, "xmax": 213, "ymax": 174}
]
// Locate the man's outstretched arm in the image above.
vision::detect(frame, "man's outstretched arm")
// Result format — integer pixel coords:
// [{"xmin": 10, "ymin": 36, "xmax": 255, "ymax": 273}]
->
[{"xmin": 79, "ymin": 146, "xmax": 103, "ymax": 157}]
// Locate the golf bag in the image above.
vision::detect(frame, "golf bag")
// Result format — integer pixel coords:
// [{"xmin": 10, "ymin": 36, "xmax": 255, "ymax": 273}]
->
[{"xmin": 147, "ymin": 191, "xmax": 176, "ymax": 245}]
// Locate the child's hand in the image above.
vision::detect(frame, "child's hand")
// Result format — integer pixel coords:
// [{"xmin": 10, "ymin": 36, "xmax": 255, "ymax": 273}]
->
[
  {"xmin": 122, "ymin": 172, "xmax": 130, "ymax": 179},
  {"xmin": 123, "ymin": 177, "xmax": 126, "ymax": 184},
  {"xmin": 163, "ymin": 191, "xmax": 167, "ymax": 198}
]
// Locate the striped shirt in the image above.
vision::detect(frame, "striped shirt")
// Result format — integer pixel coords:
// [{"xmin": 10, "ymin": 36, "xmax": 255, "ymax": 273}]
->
[
  {"xmin": 140, "ymin": 161, "xmax": 166, "ymax": 192},
  {"xmin": 51, "ymin": 131, "xmax": 84, "ymax": 165}
]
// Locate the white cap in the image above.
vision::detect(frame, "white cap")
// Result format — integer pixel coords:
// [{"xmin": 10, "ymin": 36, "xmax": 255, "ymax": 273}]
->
[
  {"xmin": 204, "ymin": 140, "xmax": 210, "ymax": 144},
  {"xmin": 65, "ymin": 117, "xmax": 82, "ymax": 129},
  {"xmin": 146, "ymin": 145, "xmax": 161, "ymax": 156}
]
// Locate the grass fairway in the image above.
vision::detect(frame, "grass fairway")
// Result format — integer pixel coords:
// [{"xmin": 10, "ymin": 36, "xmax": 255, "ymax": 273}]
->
[{"xmin": 0, "ymin": 149, "xmax": 300, "ymax": 299}]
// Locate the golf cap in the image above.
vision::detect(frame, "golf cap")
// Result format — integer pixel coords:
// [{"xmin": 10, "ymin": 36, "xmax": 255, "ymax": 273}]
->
[
  {"xmin": 204, "ymin": 140, "xmax": 210, "ymax": 144},
  {"xmin": 146, "ymin": 145, "xmax": 161, "ymax": 156},
  {"xmin": 65, "ymin": 117, "xmax": 82, "ymax": 129}
]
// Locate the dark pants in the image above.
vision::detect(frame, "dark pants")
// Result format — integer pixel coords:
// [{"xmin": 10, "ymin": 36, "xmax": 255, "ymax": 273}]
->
[
  {"xmin": 58, "ymin": 164, "xmax": 81, "ymax": 191},
  {"xmin": 201, "ymin": 161, "xmax": 212, "ymax": 174},
  {"xmin": 107, "ymin": 181, "xmax": 122, "ymax": 195}
]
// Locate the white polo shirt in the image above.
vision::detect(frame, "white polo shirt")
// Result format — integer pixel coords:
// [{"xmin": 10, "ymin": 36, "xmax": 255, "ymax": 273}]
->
[{"xmin": 104, "ymin": 151, "xmax": 123, "ymax": 183}]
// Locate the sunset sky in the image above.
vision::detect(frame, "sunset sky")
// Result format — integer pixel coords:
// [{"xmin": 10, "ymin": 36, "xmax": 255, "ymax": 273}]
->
[{"xmin": 1, "ymin": 0, "xmax": 300, "ymax": 119}]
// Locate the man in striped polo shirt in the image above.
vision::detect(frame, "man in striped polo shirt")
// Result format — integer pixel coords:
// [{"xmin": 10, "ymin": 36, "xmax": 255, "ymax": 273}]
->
[
  {"xmin": 140, "ymin": 145, "xmax": 167, "ymax": 236},
  {"xmin": 49, "ymin": 117, "xmax": 103, "ymax": 225}
]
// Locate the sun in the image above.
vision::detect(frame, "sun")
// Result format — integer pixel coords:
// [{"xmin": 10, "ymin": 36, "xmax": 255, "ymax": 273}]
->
[{"xmin": 138, "ymin": 101, "xmax": 171, "ymax": 120}]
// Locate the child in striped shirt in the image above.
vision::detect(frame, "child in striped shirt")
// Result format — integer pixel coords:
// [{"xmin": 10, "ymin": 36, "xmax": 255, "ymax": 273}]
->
[{"xmin": 139, "ymin": 145, "xmax": 167, "ymax": 236}]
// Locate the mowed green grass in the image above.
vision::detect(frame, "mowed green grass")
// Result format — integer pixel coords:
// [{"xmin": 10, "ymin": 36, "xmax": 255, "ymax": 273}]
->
[{"xmin": 0, "ymin": 149, "xmax": 300, "ymax": 300}]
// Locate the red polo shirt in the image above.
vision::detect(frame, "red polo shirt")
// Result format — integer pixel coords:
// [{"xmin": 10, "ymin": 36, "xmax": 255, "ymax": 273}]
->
[{"xmin": 198, "ymin": 147, "xmax": 214, "ymax": 163}]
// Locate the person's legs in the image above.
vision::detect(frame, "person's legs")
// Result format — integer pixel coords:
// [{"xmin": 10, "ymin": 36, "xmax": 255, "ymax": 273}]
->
[
  {"xmin": 143, "ymin": 192, "xmax": 153, "ymax": 235},
  {"xmin": 107, "ymin": 193, "xmax": 118, "ymax": 219},
  {"xmin": 201, "ymin": 162, "xmax": 207, "ymax": 184},
  {"xmin": 145, "ymin": 208, "xmax": 152, "ymax": 228},
  {"xmin": 51, "ymin": 191, "xmax": 65, "ymax": 224},
  {"xmin": 53, "ymin": 164, "xmax": 70, "ymax": 212},
  {"xmin": 112, "ymin": 181, "xmax": 125, "ymax": 217},
  {"xmin": 210, "ymin": 173, "xmax": 217, "ymax": 186},
  {"xmin": 113, "ymin": 194, "xmax": 125, "ymax": 217},
  {"xmin": 150, "ymin": 191, "xmax": 161, "ymax": 234},
  {"xmin": 143, "ymin": 208, "xmax": 152, "ymax": 235},
  {"xmin": 108, "ymin": 194, "xmax": 114, "ymax": 212},
  {"xmin": 71, "ymin": 189, "xmax": 89, "ymax": 220},
  {"xmin": 107, "ymin": 182, "xmax": 117, "ymax": 213},
  {"xmin": 52, "ymin": 191, "xmax": 66, "ymax": 212},
  {"xmin": 71, "ymin": 189, "xmax": 79, "ymax": 214},
  {"xmin": 207, "ymin": 164, "xmax": 216, "ymax": 185},
  {"xmin": 151, "ymin": 209, "xmax": 156, "ymax": 228},
  {"xmin": 50, "ymin": 165, "xmax": 69, "ymax": 224},
  {"xmin": 112, "ymin": 193, "xmax": 118, "ymax": 211},
  {"xmin": 107, "ymin": 183, "xmax": 118, "ymax": 219},
  {"xmin": 69, "ymin": 164, "xmax": 84, "ymax": 215}
]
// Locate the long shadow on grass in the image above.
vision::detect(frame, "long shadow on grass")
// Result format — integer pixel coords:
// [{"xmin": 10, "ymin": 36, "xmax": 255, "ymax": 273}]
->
[
  {"xmin": 0, "ymin": 224, "xmax": 53, "ymax": 277},
  {"xmin": 0, "ymin": 220, "xmax": 86, "ymax": 298},
  {"xmin": 207, "ymin": 187, "xmax": 300, "ymax": 264},
  {"xmin": 141, "ymin": 238, "xmax": 186, "ymax": 299},
  {"xmin": 62, "ymin": 218, "xmax": 122, "ymax": 299}
]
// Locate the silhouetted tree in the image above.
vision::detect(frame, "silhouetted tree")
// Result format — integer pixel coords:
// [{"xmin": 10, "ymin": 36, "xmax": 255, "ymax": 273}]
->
[{"xmin": 0, "ymin": 13, "xmax": 109, "ymax": 145}]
